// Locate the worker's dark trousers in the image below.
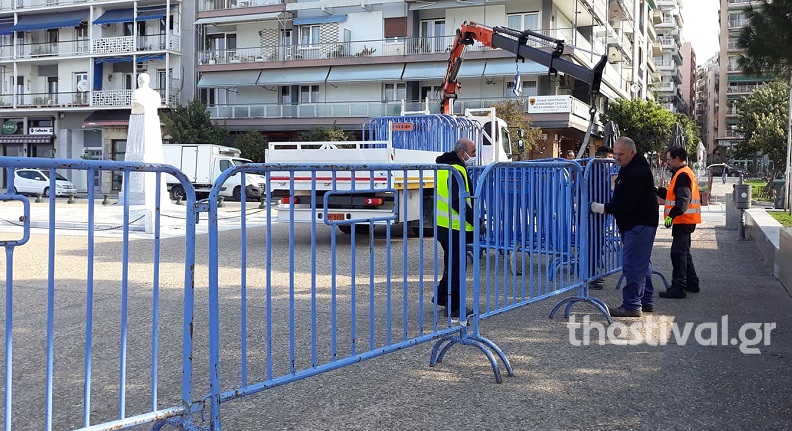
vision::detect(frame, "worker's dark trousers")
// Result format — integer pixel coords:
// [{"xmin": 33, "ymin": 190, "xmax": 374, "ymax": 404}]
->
[{"xmin": 436, "ymin": 226, "xmax": 471, "ymax": 312}]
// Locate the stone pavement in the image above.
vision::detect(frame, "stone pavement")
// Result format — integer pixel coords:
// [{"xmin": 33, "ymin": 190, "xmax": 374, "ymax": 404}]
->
[{"xmin": 1, "ymin": 178, "xmax": 790, "ymax": 430}]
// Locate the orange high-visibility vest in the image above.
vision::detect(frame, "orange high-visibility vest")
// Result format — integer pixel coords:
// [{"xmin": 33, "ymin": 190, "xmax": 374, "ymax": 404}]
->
[{"xmin": 664, "ymin": 165, "xmax": 702, "ymax": 224}]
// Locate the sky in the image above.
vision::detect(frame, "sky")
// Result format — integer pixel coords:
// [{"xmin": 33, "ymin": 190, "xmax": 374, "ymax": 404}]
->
[{"xmin": 680, "ymin": 0, "xmax": 720, "ymax": 62}]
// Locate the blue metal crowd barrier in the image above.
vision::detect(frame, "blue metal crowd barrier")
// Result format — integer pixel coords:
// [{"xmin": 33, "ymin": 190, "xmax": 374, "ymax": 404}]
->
[
  {"xmin": 0, "ymin": 157, "xmax": 199, "ymax": 431},
  {"xmin": 362, "ymin": 114, "xmax": 482, "ymax": 152},
  {"xmin": 1, "ymin": 156, "xmax": 624, "ymax": 430}
]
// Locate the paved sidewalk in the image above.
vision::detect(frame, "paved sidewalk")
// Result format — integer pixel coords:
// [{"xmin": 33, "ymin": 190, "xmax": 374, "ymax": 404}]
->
[{"xmin": 2, "ymin": 180, "xmax": 790, "ymax": 430}]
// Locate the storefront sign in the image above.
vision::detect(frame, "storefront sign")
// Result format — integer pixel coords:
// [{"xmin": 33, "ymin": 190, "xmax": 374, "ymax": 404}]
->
[
  {"xmin": 2, "ymin": 121, "xmax": 17, "ymax": 135},
  {"xmin": 527, "ymin": 96, "xmax": 573, "ymax": 114},
  {"xmin": 29, "ymin": 127, "xmax": 54, "ymax": 135}
]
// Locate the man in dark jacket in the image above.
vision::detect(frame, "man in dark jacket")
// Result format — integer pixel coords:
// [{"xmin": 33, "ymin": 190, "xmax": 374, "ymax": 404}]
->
[
  {"xmin": 434, "ymin": 138, "xmax": 478, "ymax": 321},
  {"xmin": 590, "ymin": 137, "xmax": 659, "ymax": 317}
]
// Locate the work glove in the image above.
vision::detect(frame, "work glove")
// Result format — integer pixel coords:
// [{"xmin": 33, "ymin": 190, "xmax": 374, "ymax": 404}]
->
[
  {"xmin": 664, "ymin": 216, "xmax": 673, "ymax": 229},
  {"xmin": 590, "ymin": 202, "xmax": 605, "ymax": 214}
]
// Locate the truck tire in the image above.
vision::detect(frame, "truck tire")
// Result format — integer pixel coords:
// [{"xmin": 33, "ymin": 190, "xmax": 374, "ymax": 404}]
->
[
  {"xmin": 170, "ymin": 185, "xmax": 185, "ymax": 201},
  {"xmin": 233, "ymin": 186, "xmax": 242, "ymax": 201},
  {"xmin": 410, "ymin": 192, "xmax": 435, "ymax": 237},
  {"xmin": 338, "ymin": 225, "xmax": 352, "ymax": 234},
  {"xmin": 337, "ymin": 224, "xmax": 369, "ymax": 234}
]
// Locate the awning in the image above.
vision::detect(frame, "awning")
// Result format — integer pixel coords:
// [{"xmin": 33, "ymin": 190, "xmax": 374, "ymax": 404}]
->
[
  {"xmin": 0, "ymin": 19, "xmax": 14, "ymax": 36},
  {"xmin": 93, "ymin": 9, "xmax": 134, "ymax": 25},
  {"xmin": 197, "ymin": 70, "xmax": 261, "ymax": 87},
  {"xmin": 727, "ymin": 74, "xmax": 772, "ymax": 82},
  {"xmin": 194, "ymin": 12, "xmax": 281, "ymax": 26},
  {"xmin": 327, "ymin": 64, "xmax": 405, "ymax": 82},
  {"xmin": 0, "ymin": 135, "xmax": 55, "ymax": 144},
  {"xmin": 408, "ymin": 0, "xmax": 483, "ymax": 11},
  {"xmin": 484, "ymin": 59, "xmax": 547, "ymax": 76},
  {"xmin": 13, "ymin": 10, "xmax": 88, "ymax": 32},
  {"xmin": 94, "ymin": 54, "xmax": 165, "ymax": 64},
  {"xmin": 137, "ymin": 6, "xmax": 168, "ymax": 22},
  {"xmin": 257, "ymin": 67, "xmax": 331, "ymax": 86},
  {"xmin": 293, "ymin": 15, "xmax": 347, "ymax": 26},
  {"xmin": 82, "ymin": 110, "xmax": 131, "ymax": 127},
  {"xmin": 401, "ymin": 61, "xmax": 486, "ymax": 80}
]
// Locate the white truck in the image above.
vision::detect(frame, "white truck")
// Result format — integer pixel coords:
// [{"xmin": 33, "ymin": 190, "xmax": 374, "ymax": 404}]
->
[
  {"xmin": 162, "ymin": 143, "xmax": 267, "ymax": 201},
  {"xmin": 265, "ymin": 110, "xmax": 512, "ymax": 234}
]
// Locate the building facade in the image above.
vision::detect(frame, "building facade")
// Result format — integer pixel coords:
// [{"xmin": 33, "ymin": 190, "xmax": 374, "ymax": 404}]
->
[
  {"xmin": 1, "ymin": 0, "xmax": 664, "ymax": 192},
  {"xmin": 651, "ymin": 0, "xmax": 685, "ymax": 113},
  {"xmin": 695, "ymin": 54, "xmax": 718, "ymax": 160}
]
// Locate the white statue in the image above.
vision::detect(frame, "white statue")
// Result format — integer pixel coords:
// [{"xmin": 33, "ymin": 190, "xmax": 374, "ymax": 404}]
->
[{"xmin": 120, "ymin": 73, "xmax": 166, "ymax": 206}]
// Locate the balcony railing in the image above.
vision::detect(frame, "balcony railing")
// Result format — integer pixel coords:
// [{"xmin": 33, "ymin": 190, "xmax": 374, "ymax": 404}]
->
[
  {"xmin": 729, "ymin": 19, "xmax": 750, "ymax": 28},
  {"xmin": 727, "ymin": 84, "xmax": 762, "ymax": 93},
  {"xmin": 0, "ymin": 36, "xmax": 179, "ymax": 61},
  {"xmin": 206, "ymin": 96, "xmax": 588, "ymax": 120},
  {"xmin": 199, "ymin": 0, "xmax": 282, "ymax": 12},
  {"xmin": 198, "ymin": 30, "xmax": 587, "ymax": 65},
  {"xmin": 3, "ymin": 0, "xmax": 182, "ymax": 8},
  {"xmin": 0, "ymin": 90, "xmax": 176, "ymax": 109}
]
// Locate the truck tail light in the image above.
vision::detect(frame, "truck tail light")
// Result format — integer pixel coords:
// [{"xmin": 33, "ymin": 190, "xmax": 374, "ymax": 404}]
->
[
  {"xmin": 364, "ymin": 197, "xmax": 384, "ymax": 206},
  {"xmin": 281, "ymin": 196, "xmax": 298, "ymax": 204}
]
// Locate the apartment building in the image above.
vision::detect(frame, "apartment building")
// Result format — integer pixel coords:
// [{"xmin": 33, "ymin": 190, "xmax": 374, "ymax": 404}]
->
[
  {"xmin": 695, "ymin": 54, "xmax": 718, "ymax": 160},
  {"xmin": 717, "ymin": 0, "xmax": 771, "ymax": 156},
  {"xmin": 195, "ymin": 0, "xmax": 654, "ymax": 157},
  {"xmin": 680, "ymin": 41, "xmax": 694, "ymax": 116},
  {"xmin": 651, "ymin": 0, "xmax": 684, "ymax": 114},
  {"xmin": 0, "ymin": 0, "xmax": 657, "ymax": 192},
  {"xmin": 0, "ymin": 0, "xmax": 194, "ymax": 192}
]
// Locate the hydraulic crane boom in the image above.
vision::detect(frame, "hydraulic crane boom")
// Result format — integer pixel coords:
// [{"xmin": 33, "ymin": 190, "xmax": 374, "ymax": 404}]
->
[{"xmin": 441, "ymin": 21, "xmax": 608, "ymax": 115}]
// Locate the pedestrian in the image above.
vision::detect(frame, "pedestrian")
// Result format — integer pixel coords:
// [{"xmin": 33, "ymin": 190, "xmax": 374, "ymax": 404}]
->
[
  {"xmin": 588, "ymin": 145, "xmax": 615, "ymax": 290},
  {"xmin": 433, "ymin": 138, "xmax": 478, "ymax": 321},
  {"xmin": 658, "ymin": 146, "xmax": 701, "ymax": 299},
  {"xmin": 566, "ymin": 149, "xmax": 576, "ymax": 160},
  {"xmin": 590, "ymin": 137, "xmax": 658, "ymax": 317},
  {"xmin": 722, "ymin": 165, "xmax": 729, "ymax": 184}
]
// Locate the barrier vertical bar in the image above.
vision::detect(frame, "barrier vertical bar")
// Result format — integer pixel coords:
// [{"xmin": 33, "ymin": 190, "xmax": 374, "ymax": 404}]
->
[
  {"xmin": 45, "ymin": 169, "xmax": 57, "ymax": 431},
  {"xmin": 4, "ymin": 245, "xmax": 13, "ymax": 431},
  {"xmin": 151, "ymin": 173, "xmax": 162, "ymax": 411},
  {"xmin": 241, "ymin": 174, "xmax": 248, "ymax": 387},
  {"xmin": 82, "ymin": 172, "xmax": 96, "ymax": 427},
  {"xmin": 118, "ymin": 171, "xmax": 131, "ymax": 420}
]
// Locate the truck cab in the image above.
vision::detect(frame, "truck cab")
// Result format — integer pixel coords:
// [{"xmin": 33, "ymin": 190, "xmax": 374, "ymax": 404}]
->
[{"xmin": 465, "ymin": 107, "xmax": 512, "ymax": 165}]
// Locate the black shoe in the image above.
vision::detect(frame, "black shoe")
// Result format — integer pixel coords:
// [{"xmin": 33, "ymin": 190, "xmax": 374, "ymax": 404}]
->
[
  {"xmin": 659, "ymin": 289, "xmax": 687, "ymax": 299},
  {"xmin": 449, "ymin": 306, "xmax": 474, "ymax": 322},
  {"xmin": 684, "ymin": 285, "xmax": 700, "ymax": 293},
  {"xmin": 642, "ymin": 304, "xmax": 655, "ymax": 312},
  {"xmin": 589, "ymin": 280, "xmax": 604, "ymax": 290},
  {"xmin": 610, "ymin": 306, "xmax": 642, "ymax": 318}
]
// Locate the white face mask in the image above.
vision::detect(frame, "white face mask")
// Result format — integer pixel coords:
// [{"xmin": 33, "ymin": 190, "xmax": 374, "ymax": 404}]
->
[{"xmin": 463, "ymin": 151, "xmax": 477, "ymax": 167}]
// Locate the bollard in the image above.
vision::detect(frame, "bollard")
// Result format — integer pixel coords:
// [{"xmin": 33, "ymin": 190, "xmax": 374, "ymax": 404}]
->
[
  {"xmin": 35, "ymin": 193, "xmax": 43, "ymax": 203},
  {"xmin": 175, "ymin": 196, "xmax": 183, "ymax": 205},
  {"xmin": 102, "ymin": 195, "xmax": 110, "ymax": 206},
  {"xmin": 259, "ymin": 197, "xmax": 266, "ymax": 209},
  {"xmin": 218, "ymin": 196, "xmax": 225, "ymax": 208},
  {"xmin": 67, "ymin": 194, "xmax": 76, "ymax": 204}
]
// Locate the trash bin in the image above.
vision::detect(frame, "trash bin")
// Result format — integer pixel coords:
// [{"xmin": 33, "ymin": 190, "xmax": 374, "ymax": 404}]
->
[
  {"xmin": 773, "ymin": 179, "xmax": 786, "ymax": 209},
  {"xmin": 733, "ymin": 184, "xmax": 752, "ymax": 210}
]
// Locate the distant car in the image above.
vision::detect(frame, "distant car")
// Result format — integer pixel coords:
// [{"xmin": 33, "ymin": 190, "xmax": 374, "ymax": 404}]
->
[
  {"xmin": 13, "ymin": 169, "xmax": 77, "ymax": 197},
  {"xmin": 706, "ymin": 163, "xmax": 746, "ymax": 177}
]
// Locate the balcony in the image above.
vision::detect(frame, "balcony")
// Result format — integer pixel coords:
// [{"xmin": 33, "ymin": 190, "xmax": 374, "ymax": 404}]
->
[
  {"xmin": 727, "ymin": 84, "xmax": 762, "ymax": 94},
  {"xmin": 0, "ymin": 35, "xmax": 179, "ymax": 61},
  {"xmin": 200, "ymin": 31, "xmax": 572, "ymax": 65},
  {"xmin": 0, "ymin": 39, "xmax": 90, "ymax": 61},
  {"xmin": 656, "ymin": 81, "xmax": 675, "ymax": 92},
  {"xmin": 729, "ymin": 19, "xmax": 750, "ymax": 29},
  {"xmin": 92, "ymin": 35, "xmax": 181, "ymax": 55},
  {"xmin": 0, "ymin": 90, "xmax": 177, "ymax": 110},
  {"xmin": 206, "ymin": 96, "xmax": 586, "ymax": 120},
  {"xmin": 655, "ymin": 59, "xmax": 674, "ymax": 69},
  {"xmin": 199, "ymin": 0, "xmax": 283, "ymax": 12}
]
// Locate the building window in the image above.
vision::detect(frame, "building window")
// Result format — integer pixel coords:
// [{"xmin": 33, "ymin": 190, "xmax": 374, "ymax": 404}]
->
[
  {"xmin": 383, "ymin": 83, "xmax": 406, "ymax": 102},
  {"xmin": 300, "ymin": 85, "xmax": 319, "ymax": 103},
  {"xmin": 384, "ymin": 17, "xmax": 407, "ymax": 42},
  {"xmin": 419, "ymin": 20, "xmax": 445, "ymax": 53},
  {"xmin": 506, "ymin": 80, "xmax": 537, "ymax": 98},
  {"xmin": 200, "ymin": 88, "xmax": 235, "ymax": 106},
  {"xmin": 205, "ymin": 33, "xmax": 237, "ymax": 60},
  {"xmin": 299, "ymin": 25, "xmax": 320, "ymax": 47},
  {"xmin": 507, "ymin": 12, "xmax": 541, "ymax": 31}
]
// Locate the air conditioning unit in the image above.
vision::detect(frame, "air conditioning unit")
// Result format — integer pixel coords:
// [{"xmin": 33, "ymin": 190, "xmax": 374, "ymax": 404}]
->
[{"xmin": 608, "ymin": 46, "xmax": 623, "ymax": 64}]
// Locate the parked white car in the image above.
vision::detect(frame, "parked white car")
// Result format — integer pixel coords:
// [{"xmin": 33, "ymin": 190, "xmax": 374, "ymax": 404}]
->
[{"xmin": 13, "ymin": 169, "xmax": 77, "ymax": 197}]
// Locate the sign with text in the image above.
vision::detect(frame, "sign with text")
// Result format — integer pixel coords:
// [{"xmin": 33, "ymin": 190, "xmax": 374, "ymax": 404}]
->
[
  {"xmin": 391, "ymin": 123, "xmax": 413, "ymax": 131},
  {"xmin": 29, "ymin": 127, "xmax": 54, "ymax": 135},
  {"xmin": 527, "ymin": 96, "xmax": 573, "ymax": 114},
  {"xmin": 2, "ymin": 121, "xmax": 17, "ymax": 134}
]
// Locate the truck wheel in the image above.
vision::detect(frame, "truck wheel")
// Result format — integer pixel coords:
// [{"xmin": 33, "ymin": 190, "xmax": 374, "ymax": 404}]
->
[
  {"xmin": 233, "ymin": 186, "xmax": 242, "ymax": 201},
  {"xmin": 338, "ymin": 225, "xmax": 352, "ymax": 234},
  {"xmin": 170, "ymin": 185, "xmax": 185, "ymax": 201}
]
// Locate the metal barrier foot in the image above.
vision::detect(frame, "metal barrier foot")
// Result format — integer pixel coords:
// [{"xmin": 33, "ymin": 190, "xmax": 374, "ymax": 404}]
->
[
  {"xmin": 152, "ymin": 417, "xmax": 205, "ymax": 431},
  {"xmin": 430, "ymin": 331, "xmax": 511, "ymax": 383},
  {"xmin": 615, "ymin": 271, "xmax": 669, "ymax": 291},
  {"xmin": 549, "ymin": 296, "xmax": 613, "ymax": 324}
]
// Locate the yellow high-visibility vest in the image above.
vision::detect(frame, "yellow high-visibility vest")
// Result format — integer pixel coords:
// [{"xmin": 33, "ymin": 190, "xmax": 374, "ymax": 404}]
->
[{"xmin": 436, "ymin": 165, "xmax": 474, "ymax": 231}]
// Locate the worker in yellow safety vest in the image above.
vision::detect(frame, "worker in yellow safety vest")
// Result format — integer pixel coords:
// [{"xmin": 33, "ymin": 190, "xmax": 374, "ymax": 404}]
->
[
  {"xmin": 433, "ymin": 138, "xmax": 481, "ymax": 321},
  {"xmin": 658, "ymin": 145, "xmax": 702, "ymax": 299}
]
